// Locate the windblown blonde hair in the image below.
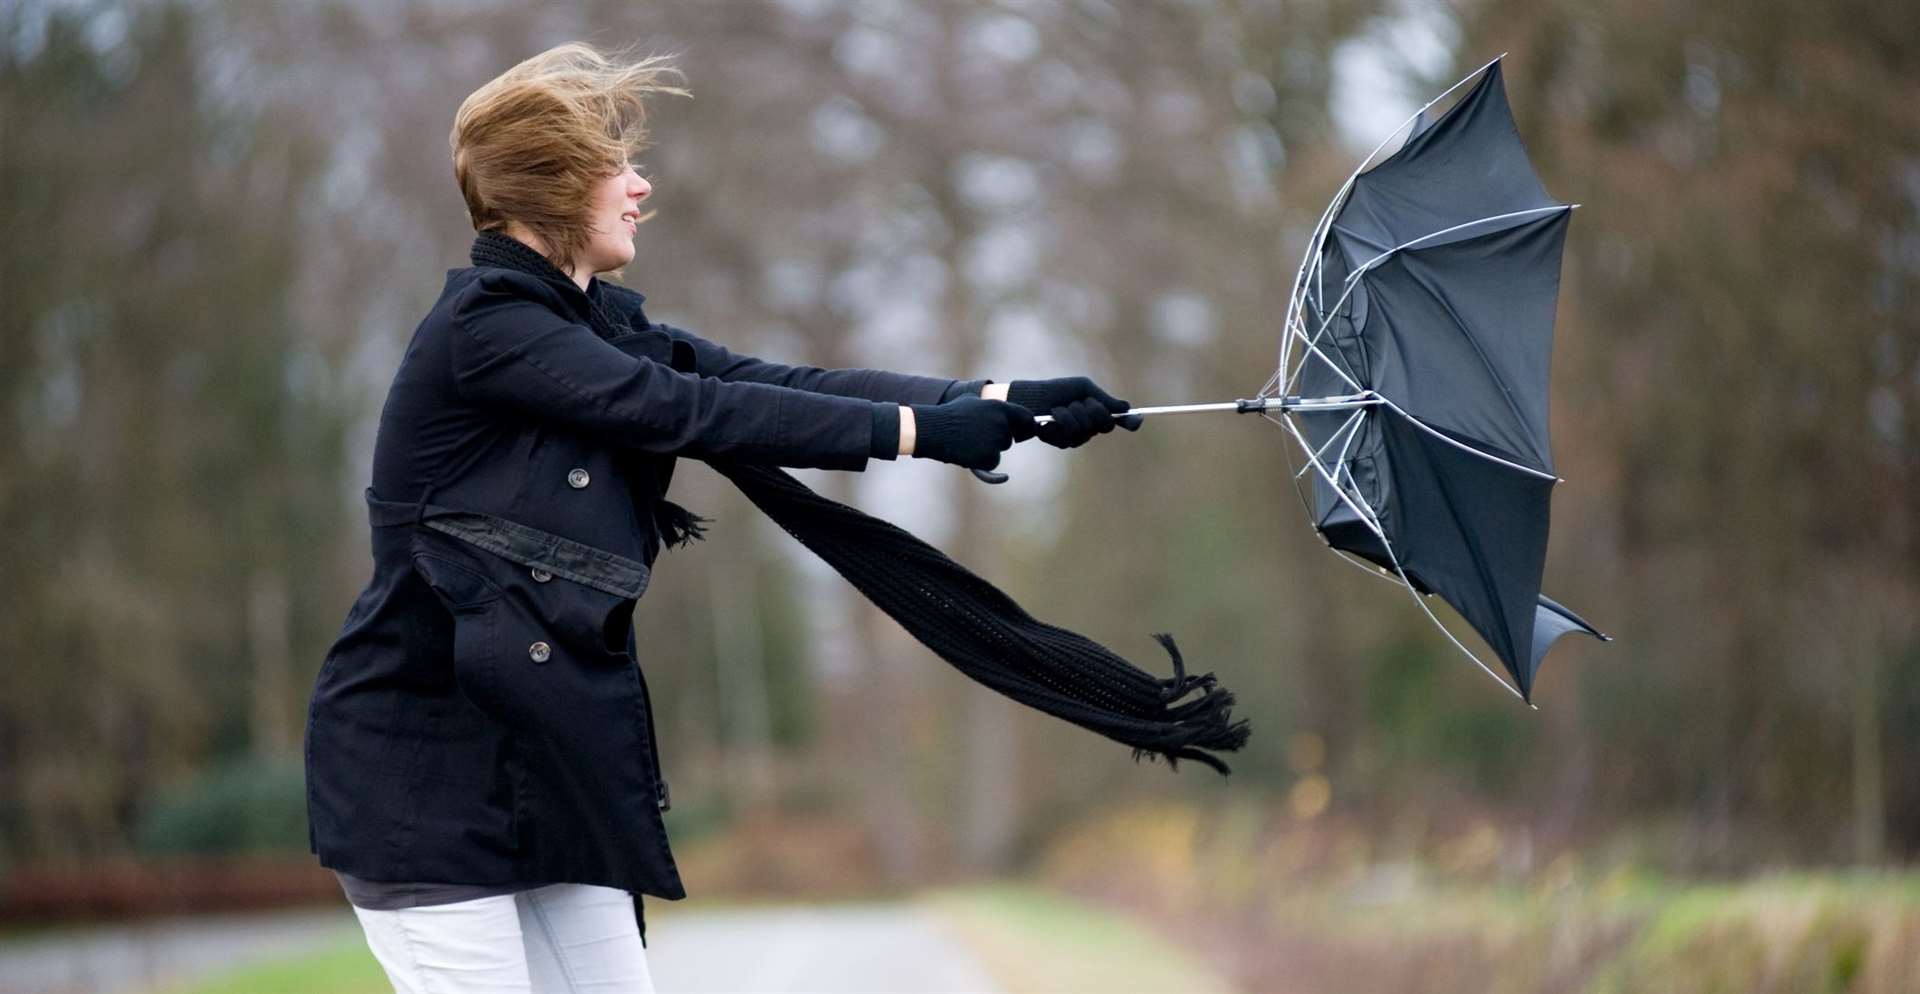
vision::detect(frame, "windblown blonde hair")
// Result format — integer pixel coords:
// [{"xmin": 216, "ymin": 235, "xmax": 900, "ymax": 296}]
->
[{"xmin": 451, "ymin": 42, "xmax": 688, "ymax": 275}]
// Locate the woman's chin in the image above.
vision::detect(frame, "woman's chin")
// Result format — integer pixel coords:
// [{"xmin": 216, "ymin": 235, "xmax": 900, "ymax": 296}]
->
[{"xmin": 594, "ymin": 247, "xmax": 635, "ymax": 274}]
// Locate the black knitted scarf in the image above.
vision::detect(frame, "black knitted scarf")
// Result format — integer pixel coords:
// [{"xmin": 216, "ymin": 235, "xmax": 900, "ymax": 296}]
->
[{"xmin": 469, "ymin": 230, "xmax": 1249, "ymax": 773}]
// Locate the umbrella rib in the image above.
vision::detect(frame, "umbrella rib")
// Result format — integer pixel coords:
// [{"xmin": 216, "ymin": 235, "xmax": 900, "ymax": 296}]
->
[
  {"xmin": 1328, "ymin": 223, "xmax": 1393, "ymax": 256},
  {"xmin": 1390, "ymin": 557, "xmax": 1530, "ymax": 703},
  {"xmin": 1285, "ymin": 315, "xmax": 1366, "ymax": 394},
  {"xmin": 1347, "ymin": 206, "xmax": 1572, "ymax": 281},
  {"xmin": 1283, "ymin": 301, "xmax": 1368, "ymax": 397},
  {"xmin": 1373, "ymin": 396, "xmax": 1558, "ymax": 482},
  {"xmin": 1284, "ymin": 320, "xmax": 1352, "ymax": 396},
  {"xmin": 1329, "ymin": 407, "xmax": 1367, "ymax": 482},
  {"xmin": 1271, "ymin": 409, "xmax": 1325, "ymax": 551},
  {"xmin": 1277, "ymin": 413, "xmax": 1391, "ymax": 547},
  {"xmin": 1329, "ymin": 546, "xmax": 1410, "ymax": 585},
  {"xmin": 1294, "ymin": 407, "xmax": 1367, "ymax": 480},
  {"xmin": 1265, "ymin": 408, "xmax": 1427, "ymax": 587}
]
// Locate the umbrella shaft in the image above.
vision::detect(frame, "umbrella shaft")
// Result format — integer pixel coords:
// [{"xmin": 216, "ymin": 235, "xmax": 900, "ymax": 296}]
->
[{"xmin": 1032, "ymin": 394, "xmax": 1378, "ymax": 425}]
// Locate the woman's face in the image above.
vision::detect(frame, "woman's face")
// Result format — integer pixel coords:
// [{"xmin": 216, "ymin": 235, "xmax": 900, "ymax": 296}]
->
[{"xmin": 582, "ymin": 160, "xmax": 651, "ymax": 275}]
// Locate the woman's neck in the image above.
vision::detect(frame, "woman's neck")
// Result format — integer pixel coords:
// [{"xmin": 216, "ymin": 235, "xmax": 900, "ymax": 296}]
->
[{"xmin": 499, "ymin": 224, "xmax": 591, "ymax": 290}]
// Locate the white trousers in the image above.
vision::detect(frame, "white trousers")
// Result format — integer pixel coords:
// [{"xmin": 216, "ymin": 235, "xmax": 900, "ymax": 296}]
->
[{"xmin": 349, "ymin": 882, "xmax": 657, "ymax": 994}]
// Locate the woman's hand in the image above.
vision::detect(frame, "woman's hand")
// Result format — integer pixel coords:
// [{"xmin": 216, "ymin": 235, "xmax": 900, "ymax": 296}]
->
[
  {"xmin": 1004, "ymin": 376, "xmax": 1144, "ymax": 448},
  {"xmin": 903, "ymin": 396, "xmax": 1038, "ymax": 470}
]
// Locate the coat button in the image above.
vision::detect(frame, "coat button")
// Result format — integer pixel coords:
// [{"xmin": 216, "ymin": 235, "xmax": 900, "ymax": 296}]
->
[
  {"xmin": 529, "ymin": 641, "xmax": 552, "ymax": 663},
  {"xmin": 567, "ymin": 467, "xmax": 591, "ymax": 489},
  {"xmin": 530, "ymin": 567, "xmax": 553, "ymax": 583}
]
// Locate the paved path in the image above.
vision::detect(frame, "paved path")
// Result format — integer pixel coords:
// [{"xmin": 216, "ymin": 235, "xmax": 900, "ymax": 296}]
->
[
  {"xmin": 0, "ymin": 902, "xmax": 1004, "ymax": 994},
  {"xmin": 0, "ymin": 907, "xmax": 360, "ymax": 994},
  {"xmin": 647, "ymin": 904, "xmax": 1004, "ymax": 993}
]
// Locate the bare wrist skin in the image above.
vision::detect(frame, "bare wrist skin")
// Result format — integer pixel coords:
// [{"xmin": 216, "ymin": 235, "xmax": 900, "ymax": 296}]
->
[
  {"xmin": 981, "ymin": 382, "xmax": 1010, "ymax": 401},
  {"xmin": 898, "ymin": 405, "xmax": 916, "ymax": 456}
]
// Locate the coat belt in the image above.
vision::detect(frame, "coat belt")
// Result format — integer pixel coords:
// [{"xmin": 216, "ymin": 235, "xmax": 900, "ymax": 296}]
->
[{"xmin": 364, "ymin": 488, "xmax": 650, "ymax": 600}]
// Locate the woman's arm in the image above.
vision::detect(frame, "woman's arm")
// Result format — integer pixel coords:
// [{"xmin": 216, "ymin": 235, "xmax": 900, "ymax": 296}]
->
[
  {"xmin": 450, "ymin": 272, "xmax": 885, "ymax": 470},
  {"xmin": 598, "ymin": 281, "xmax": 971, "ymax": 405},
  {"xmin": 657, "ymin": 320, "xmax": 994, "ymax": 406}
]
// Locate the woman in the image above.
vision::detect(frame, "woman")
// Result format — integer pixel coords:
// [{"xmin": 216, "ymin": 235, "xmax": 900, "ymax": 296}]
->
[{"xmin": 303, "ymin": 41, "xmax": 1138, "ymax": 993}]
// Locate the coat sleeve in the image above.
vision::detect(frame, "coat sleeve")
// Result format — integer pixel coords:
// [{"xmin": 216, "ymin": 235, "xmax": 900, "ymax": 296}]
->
[
  {"xmin": 598, "ymin": 279, "xmax": 989, "ymax": 404},
  {"xmin": 655, "ymin": 322, "xmax": 989, "ymax": 406},
  {"xmin": 449, "ymin": 272, "xmax": 879, "ymax": 470}
]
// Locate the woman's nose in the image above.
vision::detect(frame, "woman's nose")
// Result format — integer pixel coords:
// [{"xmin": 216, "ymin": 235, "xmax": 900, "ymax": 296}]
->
[{"xmin": 632, "ymin": 173, "xmax": 651, "ymax": 201}]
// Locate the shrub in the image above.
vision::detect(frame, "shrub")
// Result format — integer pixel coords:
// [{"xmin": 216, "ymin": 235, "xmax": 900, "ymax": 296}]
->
[{"xmin": 134, "ymin": 757, "xmax": 309, "ymax": 856}]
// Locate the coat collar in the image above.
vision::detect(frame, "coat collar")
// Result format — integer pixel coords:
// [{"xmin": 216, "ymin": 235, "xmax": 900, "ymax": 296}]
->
[{"xmin": 468, "ymin": 230, "xmax": 646, "ymax": 340}]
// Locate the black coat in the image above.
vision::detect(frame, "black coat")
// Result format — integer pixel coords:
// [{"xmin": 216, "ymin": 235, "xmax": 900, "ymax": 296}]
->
[{"xmin": 304, "ymin": 256, "xmax": 977, "ymax": 929}]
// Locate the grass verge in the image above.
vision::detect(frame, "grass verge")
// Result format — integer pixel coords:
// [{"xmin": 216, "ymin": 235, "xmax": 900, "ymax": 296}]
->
[
  {"xmin": 160, "ymin": 936, "xmax": 386, "ymax": 994},
  {"xmin": 923, "ymin": 882, "xmax": 1240, "ymax": 994}
]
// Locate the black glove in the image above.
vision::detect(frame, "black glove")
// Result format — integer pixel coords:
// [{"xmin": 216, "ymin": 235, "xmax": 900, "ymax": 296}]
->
[
  {"xmin": 909, "ymin": 396, "xmax": 1038, "ymax": 471},
  {"xmin": 1005, "ymin": 376, "xmax": 1144, "ymax": 448}
]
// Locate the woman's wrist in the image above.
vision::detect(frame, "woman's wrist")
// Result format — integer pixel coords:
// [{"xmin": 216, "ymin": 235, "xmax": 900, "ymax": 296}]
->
[{"xmin": 899, "ymin": 380, "xmax": 1000, "ymax": 456}]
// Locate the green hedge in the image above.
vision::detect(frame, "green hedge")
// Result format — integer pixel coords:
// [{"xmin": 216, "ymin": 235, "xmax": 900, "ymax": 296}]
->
[{"xmin": 135, "ymin": 757, "xmax": 309, "ymax": 856}]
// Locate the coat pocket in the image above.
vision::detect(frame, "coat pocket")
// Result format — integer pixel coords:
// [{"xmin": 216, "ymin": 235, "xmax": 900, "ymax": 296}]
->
[
  {"xmin": 415, "ymin": 532, "xmax": 640, "ymax": 732},
  {"xmin": 412, "ymin": 545, "xmax": 504, "ymax": 610}
]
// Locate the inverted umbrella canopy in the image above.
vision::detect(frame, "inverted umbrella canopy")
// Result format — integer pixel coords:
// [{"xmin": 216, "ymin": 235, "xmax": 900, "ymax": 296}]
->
[{"xmin": 1280, "ymin": 58, "xmax": 1608, "ymax": 702}]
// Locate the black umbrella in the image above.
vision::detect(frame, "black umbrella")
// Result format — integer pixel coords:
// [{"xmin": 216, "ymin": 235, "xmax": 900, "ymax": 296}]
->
[
  {"xmin": 1026, "ymin": 57, "xmax": 1608, "ymax": 702},
  {"xmin": 1277, "ymin": 55, "xmax": 1615, "ymax": 704}
]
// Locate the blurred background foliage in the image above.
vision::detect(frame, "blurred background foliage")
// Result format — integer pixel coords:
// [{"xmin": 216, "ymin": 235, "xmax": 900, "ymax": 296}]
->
[{"xmin": 1, "ymin": 0, "xmax": 1916, "ymax": 986}]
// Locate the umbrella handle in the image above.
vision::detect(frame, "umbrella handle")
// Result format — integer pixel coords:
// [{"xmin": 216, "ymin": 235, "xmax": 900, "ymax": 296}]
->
[
  {"xmin": 974, "ymin": 397, "xmax": 1297, "ymax": 484},
  {"xmin": 1029, "ymin": 397, "xmax": 1302, "ymax": 423},
  {"xmin": 972, "ymin": 396, "xmax": 1361, "ymax": 483}
]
